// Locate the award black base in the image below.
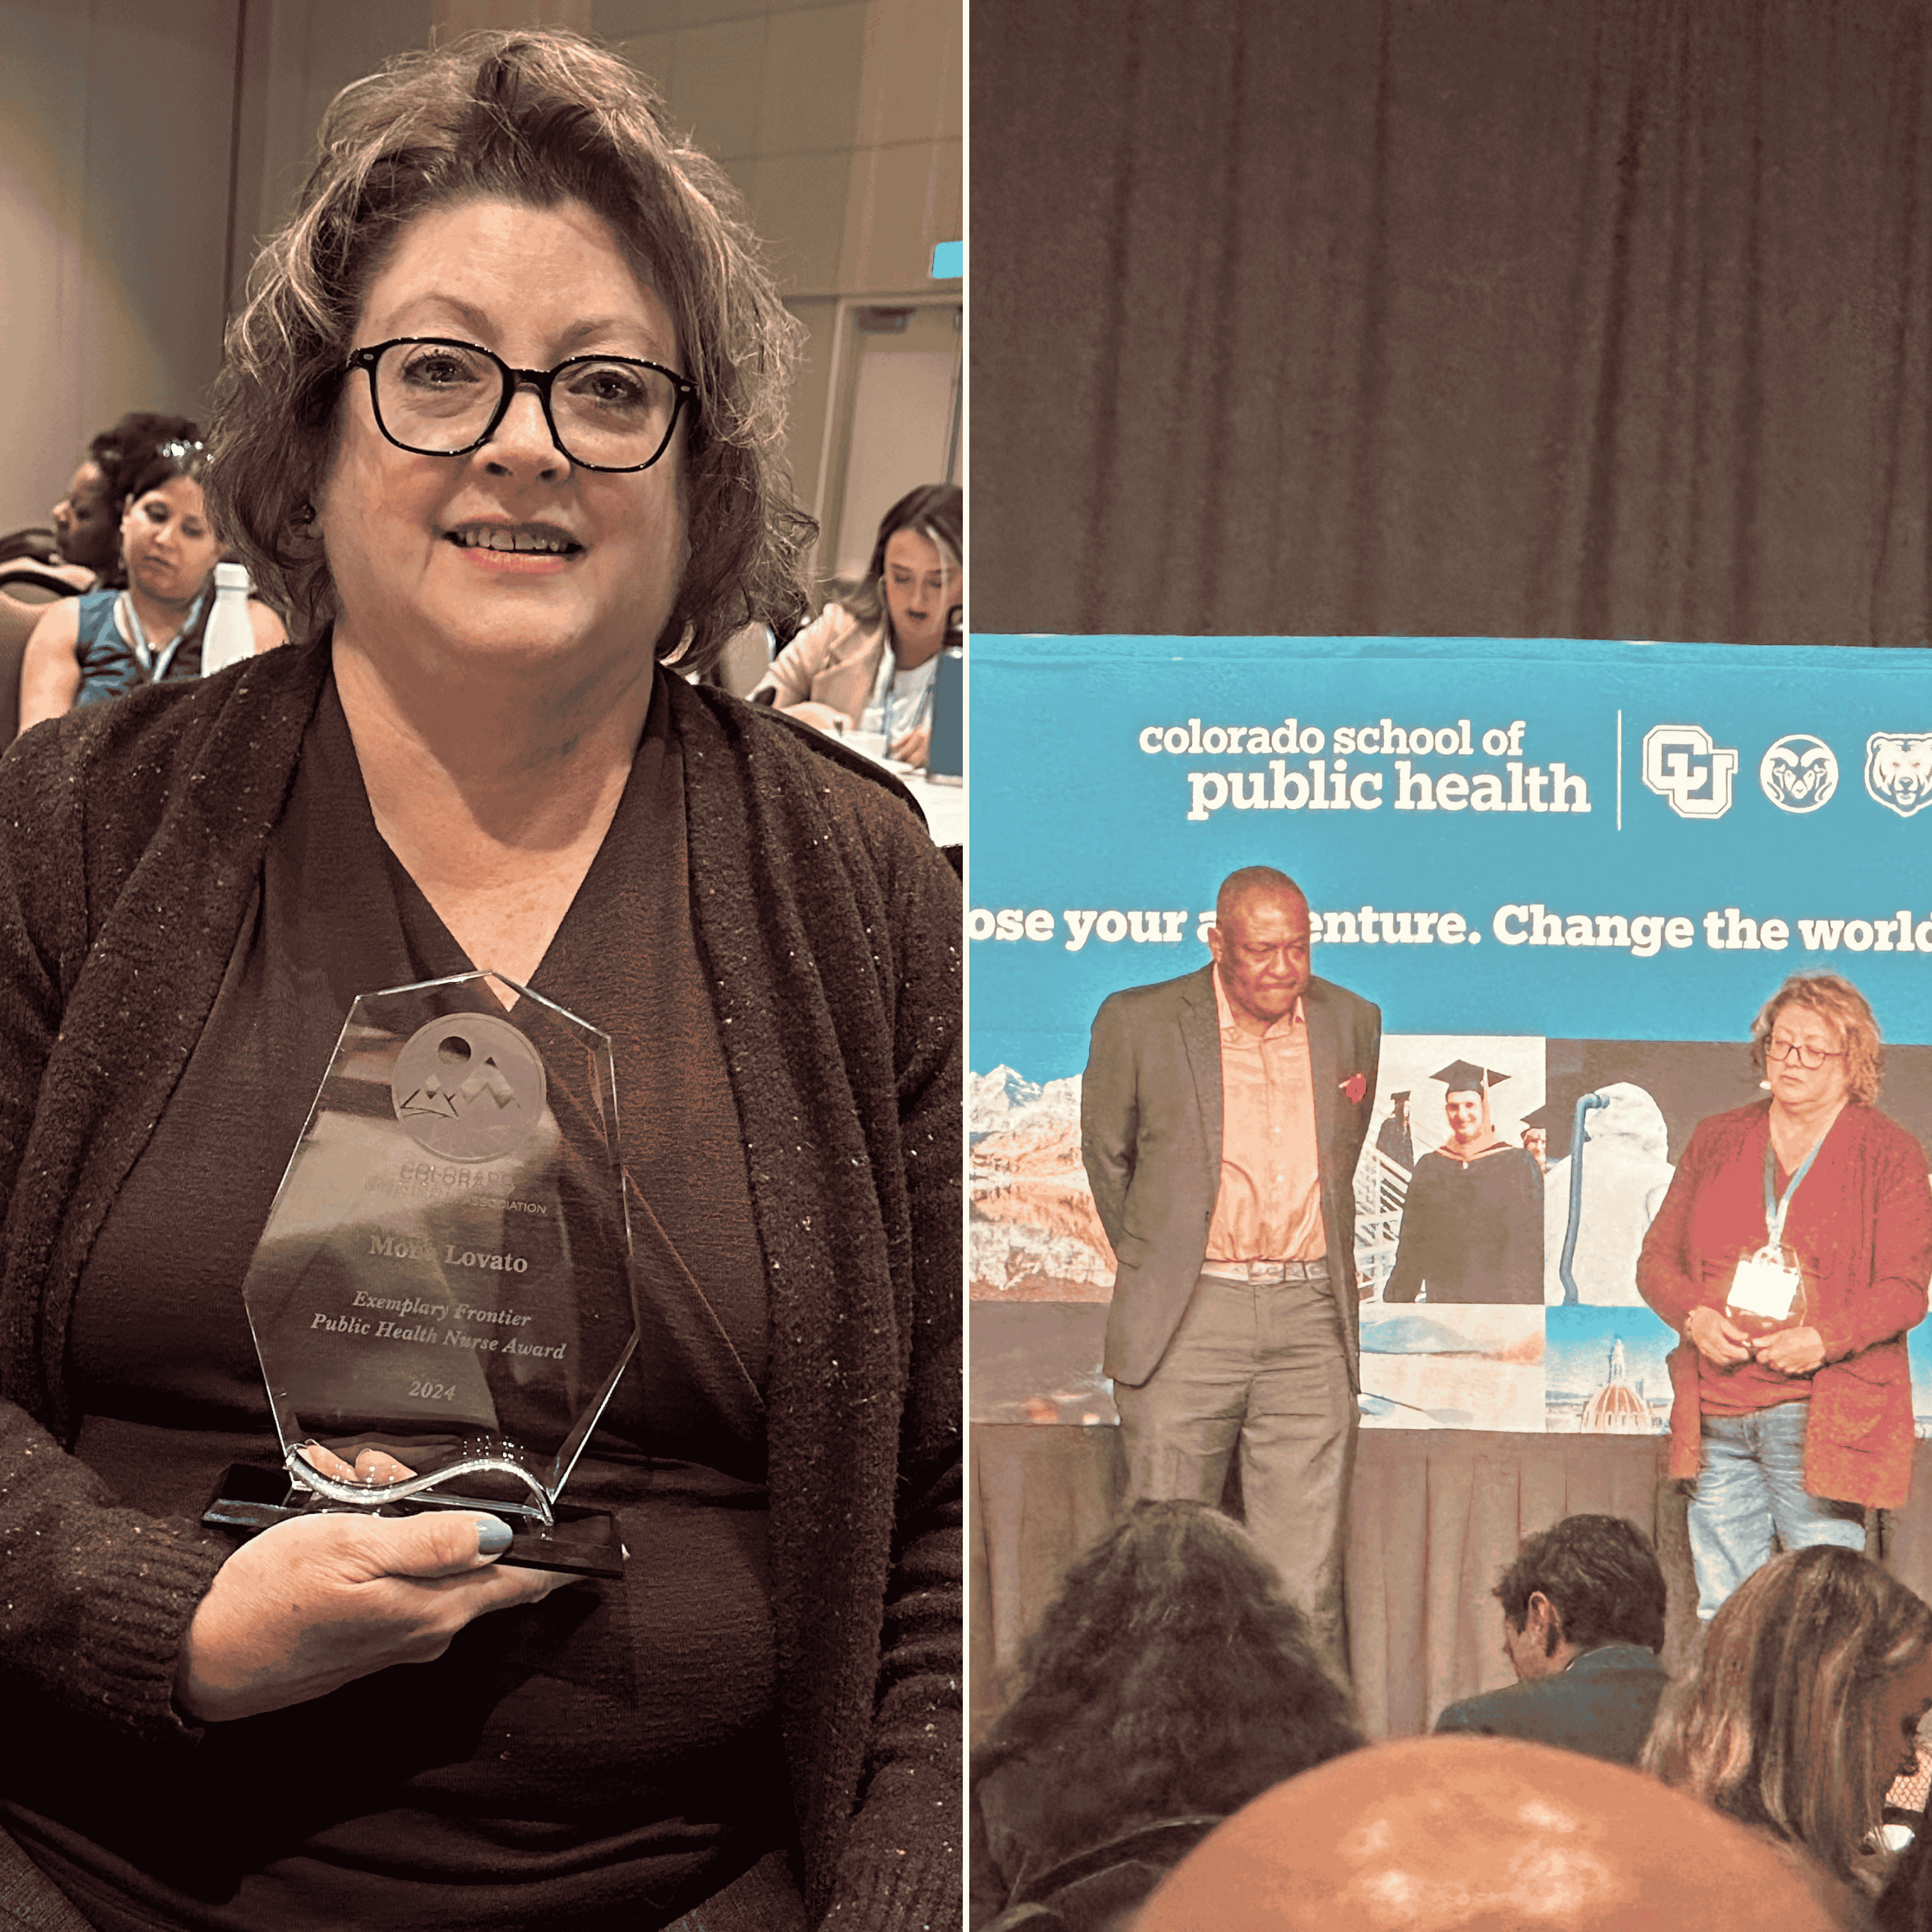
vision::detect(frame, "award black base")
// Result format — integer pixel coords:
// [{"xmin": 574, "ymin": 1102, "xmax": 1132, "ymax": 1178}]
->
[{"xmin": 203, "ymin": 1463, "xmax": 625, "ymax": 1579}]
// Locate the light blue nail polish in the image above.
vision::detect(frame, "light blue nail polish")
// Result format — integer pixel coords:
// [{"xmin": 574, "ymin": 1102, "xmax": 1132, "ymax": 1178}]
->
[{"xmin": 476, "ymin": 1516, "xmax": 513, "ymax": 1555}]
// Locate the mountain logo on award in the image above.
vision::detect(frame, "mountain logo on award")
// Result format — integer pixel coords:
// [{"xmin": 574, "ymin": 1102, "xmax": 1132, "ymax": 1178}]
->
[{"xmin": 391, "ymin": 1012, "xmax": 547, "ymax": 1162}]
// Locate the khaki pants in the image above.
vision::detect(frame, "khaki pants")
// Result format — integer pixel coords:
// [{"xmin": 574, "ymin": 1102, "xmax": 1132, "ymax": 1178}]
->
[{"xmin": 1114, "ymin": 1269, "xmax": 1357, "ymax": 1674}]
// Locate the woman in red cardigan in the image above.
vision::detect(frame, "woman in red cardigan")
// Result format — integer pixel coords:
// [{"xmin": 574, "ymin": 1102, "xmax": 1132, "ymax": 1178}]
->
[{"xmin": 1637, "ymin": 974, "xmax": 1932, "ymax": 1622}]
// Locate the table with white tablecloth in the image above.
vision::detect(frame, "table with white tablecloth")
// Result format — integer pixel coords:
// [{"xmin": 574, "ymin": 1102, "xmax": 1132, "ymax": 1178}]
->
[{"xmin": 846, "ymin": 738, "xmax": 964, "ymax": 848}]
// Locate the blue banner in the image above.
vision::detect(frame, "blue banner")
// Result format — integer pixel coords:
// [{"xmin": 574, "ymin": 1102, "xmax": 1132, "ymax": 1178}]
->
[{"xmin": 969, "ymin": 637, "xmax": 1932, "ymax": 1434}]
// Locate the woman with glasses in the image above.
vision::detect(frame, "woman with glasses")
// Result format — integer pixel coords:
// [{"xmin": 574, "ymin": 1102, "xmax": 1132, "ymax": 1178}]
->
[
  {"xmin": 19, "ymin": 433, "xmax": 285, "ymax": 730},
  {"xmin": 1638, "ymin": 974, "xmax": 1932, "ymax": 1622},
  {"xmin": 753, "ymin": 483, "xmax": 962, "ymax": 769},
  {"xmin": 0, "ymin": 30, "xmax": 958, "ymax": 1932}
]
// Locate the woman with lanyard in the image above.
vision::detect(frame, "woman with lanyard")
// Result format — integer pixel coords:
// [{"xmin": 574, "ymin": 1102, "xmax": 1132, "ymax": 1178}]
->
[
  {"xmin": 18, "ymin": 433, "xmax": 284, "ymax": 730},
  {"xmin": 1638, "ymin": 973, "xmax": 1932, "ymax": 1622},
  {"xmin": 752, "ymin": 482, "xmax": 960, "ymax": 769}
]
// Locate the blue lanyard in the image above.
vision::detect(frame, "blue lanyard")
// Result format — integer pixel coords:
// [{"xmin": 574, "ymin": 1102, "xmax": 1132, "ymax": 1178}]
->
[
  {"xmin": 882, "ymin": 659, "xmax": 936, "ymax": 741},
  {"xmin": 1763, "ymin": 1128, "xmax": 1825, "ymax": 1249},
  {"xmin": 118, "ymin": 587, "xmax": 208, "ymax": 683}
]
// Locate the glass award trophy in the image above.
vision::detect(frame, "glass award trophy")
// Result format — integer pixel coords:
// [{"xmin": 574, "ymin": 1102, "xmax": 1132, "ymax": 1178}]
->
[{"xmin": 204, "ymin": 971, "xmax": 634, "ymax": 1577}]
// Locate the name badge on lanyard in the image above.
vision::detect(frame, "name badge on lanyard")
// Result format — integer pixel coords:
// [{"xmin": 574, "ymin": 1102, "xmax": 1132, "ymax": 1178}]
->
[{"xmin": 1725, "ymin": 1133, "xmax": 1822, "ymax": 1325}]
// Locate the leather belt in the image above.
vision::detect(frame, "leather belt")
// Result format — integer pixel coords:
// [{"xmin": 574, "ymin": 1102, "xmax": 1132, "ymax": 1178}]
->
[{"xmin": 1202, "ymin": 1258, "xmax": 1329, "ymax": 1285}]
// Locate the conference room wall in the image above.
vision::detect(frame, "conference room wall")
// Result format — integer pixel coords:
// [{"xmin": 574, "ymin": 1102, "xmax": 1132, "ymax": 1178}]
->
[
  {"xmin": 0, "ymin": 0, "xmax": 242, "ymax": 540},
  {"xmin": 1, "ymin": 0, "xmax": 961, "ymax": 562}
]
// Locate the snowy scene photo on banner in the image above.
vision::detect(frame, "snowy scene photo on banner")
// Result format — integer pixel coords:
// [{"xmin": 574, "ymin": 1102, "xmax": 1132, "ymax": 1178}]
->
[{"xmin": 969, "ymin": 636, "xmax": 1932, "ymax": 1436}]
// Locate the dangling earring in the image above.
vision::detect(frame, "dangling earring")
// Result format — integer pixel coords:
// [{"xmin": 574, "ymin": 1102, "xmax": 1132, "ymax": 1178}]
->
[{"xmin": 298, "ymin": 502, "xmax": 317, "ymax": 526}]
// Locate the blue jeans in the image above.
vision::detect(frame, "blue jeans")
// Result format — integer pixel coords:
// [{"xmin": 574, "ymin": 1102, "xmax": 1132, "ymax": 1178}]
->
[{"xmin": 1687, "ymin": 1401, "xmax": 1866, "ymax": 1620}]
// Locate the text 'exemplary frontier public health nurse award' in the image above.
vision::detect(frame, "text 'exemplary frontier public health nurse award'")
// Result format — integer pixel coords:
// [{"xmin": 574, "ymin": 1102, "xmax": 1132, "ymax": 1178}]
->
[{"xmin": 204, "ymin": 971, "xmax": 636, "ymax": 1576}]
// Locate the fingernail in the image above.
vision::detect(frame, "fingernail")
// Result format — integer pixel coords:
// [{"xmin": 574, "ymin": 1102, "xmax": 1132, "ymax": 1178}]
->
[{"xmin": 476, "ymin": 1516, "xmax": 513, "ymax": 1555}]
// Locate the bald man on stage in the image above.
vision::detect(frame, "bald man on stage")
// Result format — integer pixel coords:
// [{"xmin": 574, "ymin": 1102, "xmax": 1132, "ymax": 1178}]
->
[{"xmin": 1081, "ymin": 865, "xmax": 1381, "ymax": 1669}]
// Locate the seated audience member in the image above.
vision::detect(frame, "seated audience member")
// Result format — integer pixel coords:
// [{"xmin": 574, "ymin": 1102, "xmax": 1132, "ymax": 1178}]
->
[
  {"xmin": 1643, "ymin": 1546, "xmax": 1932, "ymax": 1913},
  {"xmin": 1434, "ymin": 1512, "xmax": 1670, "ymax": 1765},
  {"xmin": 19, "ymin": 433, "xmax": 283, "ymax": 730},
  {"xmin": 46, "ymin": 443, "xmax": 118, "ymax": 582},
  {"xmin": 751, "ymin": 482, "xmax": 960, "ymax": 768},
  {"xmin": 52, "ymin": 412, "xmax": 207, "ymax": 584},
  {"xmin": 970, "ymin": 1500, "xmax": 1361, "ymax": 1927},
  {"xmin": 1133, "ymin": 1736, "xmax": 1871, "ymax": 1931},
  {"xmin": 7, "ymin": 412, "xmax": 213, "ymax": 602}
]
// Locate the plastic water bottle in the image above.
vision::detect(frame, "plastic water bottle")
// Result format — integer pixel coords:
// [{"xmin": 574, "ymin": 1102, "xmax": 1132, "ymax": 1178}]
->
[{"xmin": 201, "ymin": 562, "xmax": 254, "ymax": 676}]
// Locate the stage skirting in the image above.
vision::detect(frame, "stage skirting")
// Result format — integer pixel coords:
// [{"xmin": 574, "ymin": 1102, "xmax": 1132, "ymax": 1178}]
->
[{"xmin": 970, "ymin": 1424, "xmax": 1932, "ymax": 1743}]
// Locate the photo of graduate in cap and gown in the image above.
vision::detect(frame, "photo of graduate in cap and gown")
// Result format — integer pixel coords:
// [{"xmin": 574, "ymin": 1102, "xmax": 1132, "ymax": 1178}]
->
[{"xmin": 1384, "ymin": 1061, "xmax": 1544, "ymax": 1304}]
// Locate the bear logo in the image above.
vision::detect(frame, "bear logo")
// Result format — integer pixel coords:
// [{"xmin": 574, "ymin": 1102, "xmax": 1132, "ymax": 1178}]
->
[{"xmin": 1866, "ymin": 735, "xmax": 1932, "ymax": 819}]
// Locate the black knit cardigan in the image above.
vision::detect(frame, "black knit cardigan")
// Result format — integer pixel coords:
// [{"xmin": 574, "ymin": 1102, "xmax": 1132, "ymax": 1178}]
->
[{"xmin": 0, "ymin": 639, "xmax": 962, "ymax": 1929}]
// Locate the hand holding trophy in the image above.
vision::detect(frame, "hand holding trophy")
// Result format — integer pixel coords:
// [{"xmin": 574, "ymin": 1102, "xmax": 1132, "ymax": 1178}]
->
[{"xmin": 205, "ymin": 971, "xmax": 636, "ymax": 1577}]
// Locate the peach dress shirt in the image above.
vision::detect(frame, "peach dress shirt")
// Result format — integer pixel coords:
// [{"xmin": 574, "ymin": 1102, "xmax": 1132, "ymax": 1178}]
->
[{"xmin": 1204, "ymin": 967, "xmax": 1325, "ymax": 1264}]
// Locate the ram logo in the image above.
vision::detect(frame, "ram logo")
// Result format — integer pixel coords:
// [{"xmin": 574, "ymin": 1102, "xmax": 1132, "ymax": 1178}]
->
[
  {"xmin": 1866, "ymin": 734, "xmax": 1932, "ymax": 819},
  {"xmin": 1642, "ymin": 724, "xmax": 1738, "ymax": 820},
  {"xmin": 1758, "ymin": 735, "xmax": 1838, "ymax": 813}
]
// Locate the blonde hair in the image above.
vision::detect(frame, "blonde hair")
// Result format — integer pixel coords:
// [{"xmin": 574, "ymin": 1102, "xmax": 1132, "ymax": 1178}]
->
[
  {"xmin": 1750, "ymin": 972, "xmax": 1883, "ymax": 1105},
  {"xmin": 1642, "ymin": 1546, "xmax": 1931, "ymax": 1882},
  {"xmin": 207, "ymin": 28, "xmax": 813, "ymax": 667}
]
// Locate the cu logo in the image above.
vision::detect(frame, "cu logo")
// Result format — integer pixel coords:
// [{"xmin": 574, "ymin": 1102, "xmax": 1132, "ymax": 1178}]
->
[
  {"xmin": 1759, "ymin": 735, "xmax": 1838, "ymax": 813},
  {"xmin": 1642, "ymin": 724, "xmax": 1738, "ymax": 820}
]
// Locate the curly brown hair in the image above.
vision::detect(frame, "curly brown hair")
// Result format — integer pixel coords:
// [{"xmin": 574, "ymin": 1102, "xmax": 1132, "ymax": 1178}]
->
[
  {"xmin": 207, "ymin": 28, "xmax": 813, "ymax": 668},
  {"xmin": 1750, "ymin": 972, "xmax": 1884, "ymax": 1106},
  {"xmin": 972, "ymin": 1502, "xmax": 1362, "ymax": 1871}
]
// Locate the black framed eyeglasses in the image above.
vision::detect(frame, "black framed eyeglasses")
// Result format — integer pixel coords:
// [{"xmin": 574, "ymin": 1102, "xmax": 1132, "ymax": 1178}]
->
[{"xmin": 345, "ymin": 337, "xmax": 696, "ymax": 473}]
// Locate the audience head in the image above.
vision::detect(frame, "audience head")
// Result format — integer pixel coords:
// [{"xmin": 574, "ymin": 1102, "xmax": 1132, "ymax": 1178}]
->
[
  {"xmin": 49, "ymin": 459, "xmax": 115, "ymax": 575},
  {"xmin": 860, "ymin": 482, "xmax": 961, "ymax": 664},
  {"xmin": 1135, "ymin": 1736, "xmax": 1868, "ymax": 1931},
  {"xmin": 52, "ymin": 413, "xmax": 204, "ymax": 585},
  {"xmin": 1642, "ymin": 1545, "xmax": 1932, "ymax": 1886},
  {"xmin": 117, "ymin": 436, "xmax": 219, "ymax": 616},
  {"xmin": 976, "ymin": 1501, "xmax": 1361, "ymax": 1867},
  {"xmin": 1493, "ymin": 1513, "xmax": 1667, "ymax": 1683},
  {"xmin": 211, "ymin": 27, "xmax": 811, "ymax": 661},
  {"xmin": 100, "ymin": 415, "xmax": 207, "ymax": 512},
  {"xmin": 831, "ymin": 482, "xmax": 961, "ymax": 662}
]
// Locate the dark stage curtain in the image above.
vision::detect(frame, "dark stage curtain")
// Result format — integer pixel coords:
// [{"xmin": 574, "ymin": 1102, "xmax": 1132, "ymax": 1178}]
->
[{"xmin": 972, "ymin": 0, "xmax": 1932, "ymax": 645}]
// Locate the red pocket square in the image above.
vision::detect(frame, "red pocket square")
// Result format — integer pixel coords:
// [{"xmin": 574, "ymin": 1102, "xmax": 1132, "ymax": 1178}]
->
[{"xmin": 1341, "ymin": 1073, "xmax": 1367, "ymax": 1104}]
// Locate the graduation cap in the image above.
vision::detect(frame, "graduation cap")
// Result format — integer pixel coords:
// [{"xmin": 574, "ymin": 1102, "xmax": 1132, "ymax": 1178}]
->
[
  {"xmin": 1432, "ymin": 1059, "xmax": 1510, "ymax": 1094},
  {"xmin": 1388, "ymin": 1090, "xmax": 1411, "ymax": 1104},
  {"xmin": 1518, "ymin": 1102, "xmax": 1558, "ymax": 1131}
]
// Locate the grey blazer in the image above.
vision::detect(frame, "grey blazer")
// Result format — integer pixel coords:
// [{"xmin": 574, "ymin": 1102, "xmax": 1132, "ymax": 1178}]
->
[{"xmin": 1081, "ymin": 966, "xmax": 1381, "ymax": 1388}]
